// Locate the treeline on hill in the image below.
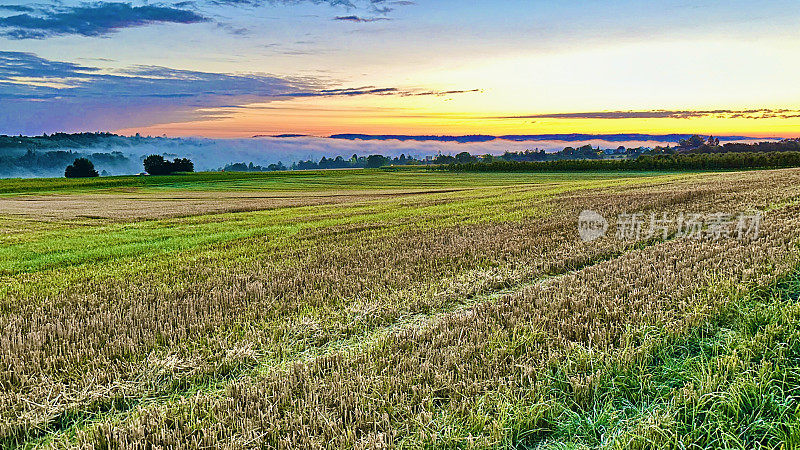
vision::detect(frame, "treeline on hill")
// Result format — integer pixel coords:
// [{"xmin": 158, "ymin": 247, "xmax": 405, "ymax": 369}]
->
[
  {"xmin": 0, "ymin": 132, "xmax": 172, "ymax": 151},
  {"xmin": 443, "ymin": 151, "xmax": 800, "ymax": 172}
]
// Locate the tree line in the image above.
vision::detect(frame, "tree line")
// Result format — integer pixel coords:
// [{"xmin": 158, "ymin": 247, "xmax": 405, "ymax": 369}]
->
[
  {"xmin": 228, "ymin": 136, "xmax": 797, "ymax": 173},
  {"xmin": 441, "ymin": 151, "xmax": 800, "ymax": 172},
  {"xmin": 223, "ymin": 154, "xmax": 432, "ymax": 172}
]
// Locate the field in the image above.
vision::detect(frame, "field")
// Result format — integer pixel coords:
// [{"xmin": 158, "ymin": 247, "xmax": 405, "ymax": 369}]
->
[{"xmin": 3, "ymin": 168, "xmax": 800, "ymax": 448}]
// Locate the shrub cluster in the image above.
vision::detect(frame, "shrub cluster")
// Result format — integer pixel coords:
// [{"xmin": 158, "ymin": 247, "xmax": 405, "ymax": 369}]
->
[{"xmin": 143, "ymin": 155, "xmax": 194, "ymax": 175}]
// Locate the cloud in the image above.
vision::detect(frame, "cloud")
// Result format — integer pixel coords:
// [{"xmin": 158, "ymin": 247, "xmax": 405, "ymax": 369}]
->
[
  {"xmin": 333, "ymin": 15, "xmax": 388, "ymax": 22},
  {"xmin": 492, "ymin": 109, "xmax": 800, "ymax": 120},
  {"xmin": 0, "ymin": 4, "xmax": 34, "ymax": 12},
  {"xmin": 0, "ymin": 51, "xmax": 307, "ymax": 133},
  {"xmin": 204, "ymin": 0, "xmax": 407, "ymax": 20},
  {"xmin": 0, "ymin": 52, "xmax": 478, "ymax": 134},
  {"xmin": 281, "ymin": 86, "xmax": 479, "ymax": 97},
  {"xmin": 0, "ymin": 0, "xmax": 413, "ymax": 40},
  {"xmin": 410, "ymin": 89, "xmax": 481, "ymax": 97},
  {"xmin": 0, "ymin": 2, "xmax": 209, "ymax": 39},
  {"xmin": 0, "ymin": 51, "xmax": 301, "ymax": 99},
  {"xmin": 365, "ymin": 0, "xmax": 414, "ymax": 14},
  {"xmin": 204, "ymin": 0, "xmax": 386, "ymax": 8},
  {"xmin": 215, "ymin": 21, "xmax": 250, "ymax": 35}
]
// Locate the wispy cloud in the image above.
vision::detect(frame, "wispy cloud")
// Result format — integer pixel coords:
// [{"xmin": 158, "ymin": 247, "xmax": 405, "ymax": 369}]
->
[
  {"xmin": 0, "ymin": 52, "xmax": 301, "ymax": 99},
  {"xmin": 204, "ymin": 0, "xmax": 395, "ymax": 9},
  {"xmin": 333, "ymin": 15, "xmax": 388, "ymax": 22},
  {"xmin": 282, "ymin": 86, "xmax": 479, "ymax": 97},
  {"xmin": 0, "ymin": 2, "xmax": 209, "ymax": 39},
  {"xmin": 203, "ymin": 0, "xmax": 405, "ymax": 25},
  {"xmin": 493, "ymin": 110, "xmax": 800, "ymax": 120}
]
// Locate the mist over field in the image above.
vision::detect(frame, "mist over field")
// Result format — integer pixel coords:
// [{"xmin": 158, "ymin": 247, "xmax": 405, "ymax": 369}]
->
[
  {"xmin": 160, "ymin": 136, "xmax": 690, "ymax": 170},
  {"xmin": 0, "ymin": 135, "xmax": 770, "ymax": 178}
]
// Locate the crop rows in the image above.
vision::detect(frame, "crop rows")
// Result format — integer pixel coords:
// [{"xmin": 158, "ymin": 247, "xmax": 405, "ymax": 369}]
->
[
  {"xmin": 2, "ymin": 169, "xmax": 800, "ymax": 447},
  {"xmin": 82, "ymin": 170, "xmax": 800, "ymax": 448}
]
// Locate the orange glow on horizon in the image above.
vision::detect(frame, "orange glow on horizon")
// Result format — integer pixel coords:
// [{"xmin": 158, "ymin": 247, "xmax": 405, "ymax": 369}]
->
[{"xmin": 116, "ymin": 103, "xmax": 800, "ymax": 139}]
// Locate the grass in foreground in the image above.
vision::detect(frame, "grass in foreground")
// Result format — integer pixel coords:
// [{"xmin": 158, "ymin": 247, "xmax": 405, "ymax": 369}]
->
[{"xmin": 530, "ymin": 266, "xmax": 800, "ymax": 449}]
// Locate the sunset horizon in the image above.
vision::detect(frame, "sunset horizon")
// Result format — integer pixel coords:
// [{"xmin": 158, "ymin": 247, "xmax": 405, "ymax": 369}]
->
[{"xmin": 1, "ymin": 0, "xmax": 798, "ymax": 139}]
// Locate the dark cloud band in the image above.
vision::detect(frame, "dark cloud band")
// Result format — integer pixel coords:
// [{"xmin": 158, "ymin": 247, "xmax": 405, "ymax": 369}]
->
[
  {"xmin": 0, "ymin": 2, "xmax": 209, "ymax": 39},
  {"xmin": 0, "ymin": 0, "xmax": 413, "ymax": 39},
  {"xmin": 333, "ymin": 15, "xmax": 388, "ymax": 22}
]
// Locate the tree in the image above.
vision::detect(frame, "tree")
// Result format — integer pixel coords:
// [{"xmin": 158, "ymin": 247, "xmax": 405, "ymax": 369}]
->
[
  {"xmin": 64, "ymin": 157, "xmax": 99, "ymax": 178},
  {"xmin": 678, "ymin": 135, "xmax": 706, "ymax": 149},
  {"xmin": 455, "ymin": 151, "xmax": 476, "ymax": 163},
  {"xmin": 171, "ymin": 158, "xmax": 194, "ymax": 173},
  {"xmin": 143, "ymin": 155, "xmax": 170, "ymax": 175},
  {"xmin": 365, "ymin": 154, "xmax": 389, "ymax": 168},
  {"xmin": 143, "ymin": 155, "xmax": 194, "ymax": 175}
]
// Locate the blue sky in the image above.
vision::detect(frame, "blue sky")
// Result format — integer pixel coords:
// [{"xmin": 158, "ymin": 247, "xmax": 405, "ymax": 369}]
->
[{"xmin": 1, "ymin": 0, "xmax": 799, "ymax": 136}]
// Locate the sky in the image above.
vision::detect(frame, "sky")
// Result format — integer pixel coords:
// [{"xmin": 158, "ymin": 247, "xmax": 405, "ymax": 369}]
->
[{"xmin": 0, "ymin": 0, "xmax": 799, "ymax": 138}]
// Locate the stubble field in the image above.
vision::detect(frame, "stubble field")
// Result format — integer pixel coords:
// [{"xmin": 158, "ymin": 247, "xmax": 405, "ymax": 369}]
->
[{"xmin": 3, "ymin": 168, "xmax": 800, "ymax": 448}]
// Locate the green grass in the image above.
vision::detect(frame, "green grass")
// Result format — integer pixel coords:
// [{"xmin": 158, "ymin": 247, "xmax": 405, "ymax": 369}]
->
[
  {"xmin": 504, "ymin": 268, "xmax": 800, "ymax": 449},
  {"xmin": 0, "ymin": 171, "xmax": 681, "ymax": 279},
  {"xmin": 0, "ymin": 168, "xmax": 688, "ymax": 195}
]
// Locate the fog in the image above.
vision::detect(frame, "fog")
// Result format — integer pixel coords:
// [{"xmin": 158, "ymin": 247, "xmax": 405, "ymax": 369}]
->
[
  {"xmin": 90, "ymin": 136, "xmax": 687, "ymax": 175},
  {"xmin": 0, "ymin": 136, "xmax": 770, "ymax": 178}
]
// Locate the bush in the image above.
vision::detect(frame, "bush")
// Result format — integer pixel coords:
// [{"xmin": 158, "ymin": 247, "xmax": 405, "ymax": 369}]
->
[
  {"xmin": 143, "ymin": 155, "xmax": 194, "ymax": 175},
  {"xmin": 64, "ymin": 158, "xmax": 99, "ymax": 178}
]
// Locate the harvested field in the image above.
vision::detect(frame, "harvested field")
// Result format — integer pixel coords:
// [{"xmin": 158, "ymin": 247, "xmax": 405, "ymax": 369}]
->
[{"xmin": 3, "ymin": 168, "xmax": 800, "ymax": 448}]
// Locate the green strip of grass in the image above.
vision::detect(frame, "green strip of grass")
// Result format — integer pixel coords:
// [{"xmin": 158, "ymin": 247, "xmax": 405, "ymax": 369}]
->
[{"xmin": 0, "ymin": 169, "xmax": 686, "ymax": 196}]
